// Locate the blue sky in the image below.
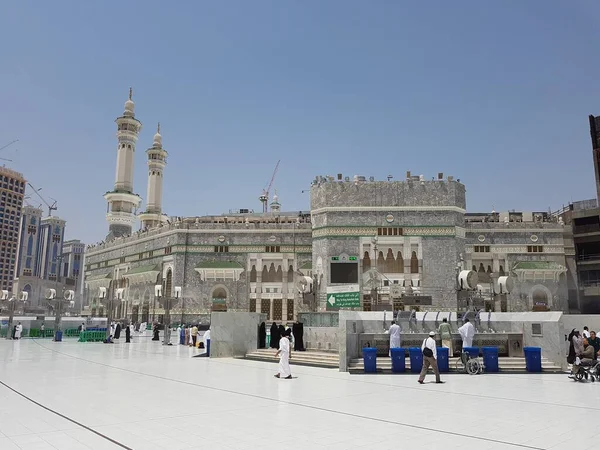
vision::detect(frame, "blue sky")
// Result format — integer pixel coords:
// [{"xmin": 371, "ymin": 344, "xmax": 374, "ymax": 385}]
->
[{"xmin": 0, "ymin": 1, "xmax": 598, "ymax": 244}]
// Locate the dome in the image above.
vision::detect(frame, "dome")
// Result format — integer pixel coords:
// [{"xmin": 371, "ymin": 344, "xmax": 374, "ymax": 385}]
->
[
  {"xmin": 153, "ymin": 123, "xmax": 162, "ymax": 147},
  {"xmin": 271, "ymin": 193, "xmax": 279, "ymax": 205},
  {"xmin": 123, "ymin": 87, "xmax": 135, "ymax": 117},
  {"xmin": 124, "ymin": 99, "xmax": 135, "ymax": 116}
]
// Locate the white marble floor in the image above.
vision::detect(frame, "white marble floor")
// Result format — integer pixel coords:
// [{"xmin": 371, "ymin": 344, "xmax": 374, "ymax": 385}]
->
[{"xmin": 0, "ymin": 338, "xmax": 598, "ymax": 450}]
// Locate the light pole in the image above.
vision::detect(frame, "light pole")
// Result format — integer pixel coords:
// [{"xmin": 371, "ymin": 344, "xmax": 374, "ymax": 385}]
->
[
  {"xmin": 99, "ymin": 284, "xmax": 124, "ymax": 342},
  {"xmin": 159, "ymin": 285, "xmax": 181, "ymax": 346},
  {"xmin": 45, "ymin": 288, "xmax": 75, "ymax": 341},
  {"xmin": 1, "ymin": 290, "xmax": 27, "ymax": 339}
]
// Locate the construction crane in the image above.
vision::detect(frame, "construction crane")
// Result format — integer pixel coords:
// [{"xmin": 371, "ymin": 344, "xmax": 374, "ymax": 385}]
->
[
  {"xmin": 27, "ymin": 183, "xmax": 57, "ymax": 217},
  {"xmin": 259, "ymin": 160, "xmax": 280, "ymax": 213},
  {"xmin": 0, "ymin": 140, "xmax": 18, "ymax": 162}
]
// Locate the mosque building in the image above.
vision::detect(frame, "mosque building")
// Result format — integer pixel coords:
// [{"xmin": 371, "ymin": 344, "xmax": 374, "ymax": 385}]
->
[{"xmin": 83, "ymin": 91, "xmax": 574, "ymax": 323}]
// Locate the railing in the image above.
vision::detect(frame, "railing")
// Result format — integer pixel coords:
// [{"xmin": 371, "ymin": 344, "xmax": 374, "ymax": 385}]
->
[
  {"xmin": 87, "ymin": 220, "xmax": 312, "ymax": 253},
  {"xmin": 574, "ymin": 224, "xmax": 600, "ymax": 235},
  {"xmin": 577, "ymin": 253, "xmax": 600, "ymax": 261}
]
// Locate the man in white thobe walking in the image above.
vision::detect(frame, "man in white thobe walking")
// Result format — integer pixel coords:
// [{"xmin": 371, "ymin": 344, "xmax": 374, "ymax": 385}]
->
[
  {"xmin": 275, "ymin": 329, "xmax": 292, "ymax": 379},
  {"xmin": 14, "ymin": 322, "xmax": 23, "ymax": 339}
]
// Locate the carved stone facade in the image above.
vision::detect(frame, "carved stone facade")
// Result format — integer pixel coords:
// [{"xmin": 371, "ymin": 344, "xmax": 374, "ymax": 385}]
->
[
  {"xmin": 86, "ymin": 177, "xmax": 572, "ymax": 318},
  {"xmin": 84, "ymin": 215, "xmax": 312, "ymax": 322}
]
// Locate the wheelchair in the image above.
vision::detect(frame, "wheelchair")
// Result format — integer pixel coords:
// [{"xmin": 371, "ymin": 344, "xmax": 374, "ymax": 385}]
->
[
  {"xmin": 572, "ymin": 358, "xmax": 600, "ymax": 382},
  {"xmin": 455, "ymin": 350, "xmax": 483, "ymax": 375}
]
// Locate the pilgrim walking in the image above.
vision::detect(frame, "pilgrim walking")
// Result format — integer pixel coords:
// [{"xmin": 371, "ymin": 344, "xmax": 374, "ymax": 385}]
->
[
  {"xmin": 14, "ymin": 322, "xmax": 23, "ymax": 340},
  {"xmin": 418, "ymin": 331, "xmax": 444, "ymax": 384},
  {"xmin": 125, "ymin": 322, "xmax": 131, "ymax": 343},
  {"xmin": 275, "ymin": 329, "xmax": 292, "ymax": 379}
]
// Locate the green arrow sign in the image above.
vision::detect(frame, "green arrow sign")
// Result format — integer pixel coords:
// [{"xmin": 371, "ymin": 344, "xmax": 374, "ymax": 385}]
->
[{"xmin": 326, "ymin": 291, "xmax": 360, "ymax": 308}]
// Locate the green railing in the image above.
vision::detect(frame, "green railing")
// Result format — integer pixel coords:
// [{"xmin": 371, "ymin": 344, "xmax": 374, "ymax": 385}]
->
[{"xmin": 78, "ymin": 331, "xmax": 106, "ymax": 342}]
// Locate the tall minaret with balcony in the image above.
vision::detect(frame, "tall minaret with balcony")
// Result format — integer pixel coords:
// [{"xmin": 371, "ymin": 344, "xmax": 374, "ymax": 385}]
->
[
  {"xmin": 139, "ymin": 123, "xmax": 168, "ymax": 229},
  {"xmin": 104, "ymin": 88, "xmax": 142, "ymax": 240}
]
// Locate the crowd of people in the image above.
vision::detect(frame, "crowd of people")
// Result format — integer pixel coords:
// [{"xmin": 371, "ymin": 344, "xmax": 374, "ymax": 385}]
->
[
  {"xmin": 385, "ymin": 317, "xmax": 477, "ymax": 384},
  {"xmin": 567, "ymin": 326, "xmax": 600, "ymax": 379}
]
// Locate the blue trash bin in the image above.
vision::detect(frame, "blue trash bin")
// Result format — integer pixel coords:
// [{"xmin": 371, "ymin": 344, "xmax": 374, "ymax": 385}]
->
[
  {"xmin": 409, "ymin": 347, "xmax": 423, "ymax": 374},
  {"xmin": 363, "ymin": 347, "xmax": 377, "ymax": 373},
  {"xmin": 390, "ymin": 348, "xmax": 406, "ymax": 373},
  {"xmin": 463, "ymin": 346, "xmax": 480, "ymax": 358},
  {"xmin": 206, "ymin": 339, "xmax": 211, "ymax": 357},
  {"xmin": 55, "ymin": 331, "xmax": 63, "ymax": 342},
  {"xmin": 482, "ymin": 347, "xmax": 499, "ymax": 372},
  {"xmin": 523, "ymin": 347, "xmax": 542, "ymax": 372},
  {"xmin": 437, "ymin": 347, "xmax": 449, "ymax": 373}
]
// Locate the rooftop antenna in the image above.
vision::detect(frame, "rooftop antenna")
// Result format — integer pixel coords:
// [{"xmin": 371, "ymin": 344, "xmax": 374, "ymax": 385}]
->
[
  {"xmin": 27, "ymin": 182, "xmax": 57, "ymax": 217},
  {"xmin": 259, "ymin": 160, "xmax": 280, "ymax": 213}
]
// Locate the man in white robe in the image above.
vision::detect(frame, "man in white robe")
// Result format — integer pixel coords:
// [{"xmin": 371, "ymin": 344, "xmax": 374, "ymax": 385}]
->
[
  {"xmin": 458, "ymin": 318, "xmax": 475, "ymax": 349},
  {"xmin": 388, "ymin": 321, "xmax": 401, "ymax": 355},
  {"xmin": 275, "ymin": 329, "xmax": 292, "ymax": 379},
  {"xmin": 15, "ymin": 322, "xmax": 23, "ymax": 339}
]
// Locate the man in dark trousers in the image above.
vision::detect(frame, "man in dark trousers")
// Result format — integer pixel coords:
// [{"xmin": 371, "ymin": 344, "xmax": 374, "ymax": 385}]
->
[{"xmin": 418, "ymin": 331, "xmax": 444, "ymax": 384}]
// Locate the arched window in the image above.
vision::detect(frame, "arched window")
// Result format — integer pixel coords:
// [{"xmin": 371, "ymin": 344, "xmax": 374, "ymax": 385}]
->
[
  {"xmin": 362, "ymin": 251, "xmax": 371, "ymax": 273},
  {"xmin": 377, "ymin": 251, "xmax": 385, "ymax": 270},
  {"xmin": 262, "ymin": 265, "xmax": 269, "ymax": 282},
  {"xmin": 499, "ymin": 265, "xmax": 505, "ymax": 276},
  {"xmin": 165, "ymin": 269, "xmax": 173, "ymax": 297},
  {"xmin": 385, "ymin": 248, "xmax": 395, "ymax": 273},
  {"xmin": 268, "ymin": 263, "xmax": 277, "ymax": 282},
  {"xmin": 410, "ymin": 251, "xmax": 419, "ymax": 274},
  {"xmin": 396, "ymin": 252, "xmax": 404, "ymax": 273},
  {"xmin": 250, "ymin": 265, "xmax": 257, "ymax": 282},
  {"xmin": 275, "ymin": 265, "xmax": 283, "ymax": 282},
  {"xmin": 27, "ymin": 235, "xmax": 33, "ymax": 255},
  {"xmin": 287, "ymin": 265, "xmax": 294, "ymax": 282}
]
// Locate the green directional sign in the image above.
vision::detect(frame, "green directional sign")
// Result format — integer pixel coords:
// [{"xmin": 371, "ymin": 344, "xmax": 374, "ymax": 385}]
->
[{"xmin": 326, "ymin": 284, "xmax": 360, "ymax": 309}]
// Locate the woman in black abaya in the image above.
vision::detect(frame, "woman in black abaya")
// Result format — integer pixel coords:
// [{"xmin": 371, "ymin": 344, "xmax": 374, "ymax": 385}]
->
[
  {"xmin": 270, "ymin": 322, "xmax": 280, "ymax": 349},
  {"xmin": 259, "ymin": 322, "xmax": 266, "ymax": 348}
]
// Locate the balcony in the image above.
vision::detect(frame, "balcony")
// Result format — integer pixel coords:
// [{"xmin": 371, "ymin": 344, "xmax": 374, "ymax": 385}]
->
[
  {"xmin": 574, "ymin": 224, "xmax": 600, "ymax": 235},
  {"xmin": 582, "ymin": 282, "xmax": 600, "ymax": 296},
  {"xmin": 577, "ymin": 254, "xmax": 600, "ymax": 265}
]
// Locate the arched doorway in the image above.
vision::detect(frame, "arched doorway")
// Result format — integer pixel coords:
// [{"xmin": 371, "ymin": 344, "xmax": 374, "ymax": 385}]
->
[
  {"xmin": 211, "ymin": 286, "xmax": 228, "ymax": 312},
  {"xmin": 532, "ymin": 289, "xmax": 548, "ymax": 309}
]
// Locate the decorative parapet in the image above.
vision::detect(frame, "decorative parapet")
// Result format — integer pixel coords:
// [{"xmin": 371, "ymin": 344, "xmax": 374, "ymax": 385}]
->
[
  {"xmin": 312, "ymin": 226, "xmax": 457, "ymax": 239},
  {"xmin": 465, "ymin": 245, "xmax": 566, "ymax": 254}
]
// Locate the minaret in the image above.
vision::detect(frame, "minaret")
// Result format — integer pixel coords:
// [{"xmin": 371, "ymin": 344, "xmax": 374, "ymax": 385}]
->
[
  {"xmin": 104, "ymin": 88, "xmax": 142, "ymax": 240},
  {"xmin": 270, "ymin": 191, "xmax": 281, "ymax": 214},
  {"xmin": 139, "ymin": 123, "xmax": 168, "ymax": 229}
]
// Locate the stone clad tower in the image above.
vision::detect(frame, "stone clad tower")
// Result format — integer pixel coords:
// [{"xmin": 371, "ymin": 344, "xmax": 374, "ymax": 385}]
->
[
  {"xmin": 104, "ymin": 89, "xmax": 142, "ymax": 240},
  {"xmin": 139, "ymin": 123, "xmax": 168, "ymax": 229}
]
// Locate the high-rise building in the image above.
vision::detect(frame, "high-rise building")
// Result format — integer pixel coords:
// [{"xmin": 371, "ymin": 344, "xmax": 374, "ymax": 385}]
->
[
  {"xmin": 61, "ymin": 239, "xmax": 85, "ymax": 310},
  {"xmin": 36, "ymin": 216, "xmax": 66, "ymax": 281},
  {"xmin": 16, "ymin": 205, "xmax": 43, "ymax": 278},
  {"xmin": 0, "ymin": 167, "xmax": 26, "ymax": 292}
]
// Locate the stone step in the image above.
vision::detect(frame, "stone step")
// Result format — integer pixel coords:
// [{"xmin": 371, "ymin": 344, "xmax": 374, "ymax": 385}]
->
[{"xmin": 245, "ymin": 349, "xmax": 339, "ymax": 369}]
